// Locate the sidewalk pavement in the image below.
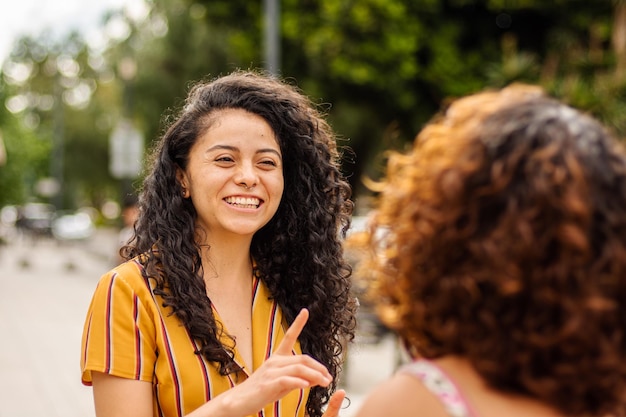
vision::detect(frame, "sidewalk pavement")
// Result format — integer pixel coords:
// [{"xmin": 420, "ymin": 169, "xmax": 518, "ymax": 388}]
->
[{"xmin": 0, "ymin": 227, "xmax": 401, "ymax": 417}]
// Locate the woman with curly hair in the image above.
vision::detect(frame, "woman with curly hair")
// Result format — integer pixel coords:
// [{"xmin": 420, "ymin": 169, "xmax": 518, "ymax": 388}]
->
[
  {"xmin": 80, "ymin": 70, "xmax": 356, "ymax": 417},
  {"xmin": 351, "ymin": 84, "xmax": 626, "ymax": 417}
]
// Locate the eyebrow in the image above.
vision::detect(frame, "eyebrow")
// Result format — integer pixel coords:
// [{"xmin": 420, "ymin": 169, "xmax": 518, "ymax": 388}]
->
[{"xmin": 206, "ymin": 144, "xmax": 282, "ymax": 159}]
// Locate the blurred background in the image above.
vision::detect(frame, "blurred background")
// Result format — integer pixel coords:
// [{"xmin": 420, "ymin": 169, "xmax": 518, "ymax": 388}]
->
[
  {"xmin": 0, "ymin": 0, "xmax": 623, "ymax": 416},
  {"xmin": 1, "ymin": 0, "xmax": 624, "ymax": 219}
]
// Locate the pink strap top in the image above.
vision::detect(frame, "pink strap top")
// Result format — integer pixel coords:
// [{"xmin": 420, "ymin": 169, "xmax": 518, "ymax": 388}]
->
[{"xmin": 398, "ymin": 359, "xmax": 479, "ymax": 417}]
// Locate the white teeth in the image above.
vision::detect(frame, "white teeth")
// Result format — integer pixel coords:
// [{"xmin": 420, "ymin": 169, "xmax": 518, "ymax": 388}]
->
[{"xmin": 225, "ymin": 196, "xmax": 260, "ymax": 208}]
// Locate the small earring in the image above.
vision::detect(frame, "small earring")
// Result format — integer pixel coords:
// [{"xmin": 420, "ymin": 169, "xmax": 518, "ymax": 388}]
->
[{"xmin": 182, "ymin": 188, "xmax": 188, "ymax": 198}]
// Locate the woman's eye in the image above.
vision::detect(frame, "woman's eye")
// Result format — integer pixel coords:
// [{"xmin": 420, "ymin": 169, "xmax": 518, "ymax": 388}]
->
[
  {"xmin": 260, "ymin": 160, "xmax": 277, "ymax": 167},
  {"xmin": 215, "ymin": 156, "xmax": 234, "ymax": 163}
]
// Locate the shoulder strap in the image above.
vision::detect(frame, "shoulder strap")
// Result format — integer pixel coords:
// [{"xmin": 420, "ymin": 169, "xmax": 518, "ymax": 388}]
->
[{"xmin": 398, "ymin": 359, "xmax": 478, "ymax": 417}]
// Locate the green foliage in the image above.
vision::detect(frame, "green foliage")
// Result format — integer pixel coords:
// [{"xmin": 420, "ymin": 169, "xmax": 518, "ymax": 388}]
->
[
  {"xmin": 124, "ymin": 0, "xmax": 263, "ymax": 148},
  {"xmin": 0, "ymin": 120, "xmax": 51, "ymax": 206},
  {"xmin": 1, "ymin": 0, "xmax": 625, "ymax": 212},
  {"xmin": 1, "ymin": 32, "xmax": 120, "ymax": 209}
]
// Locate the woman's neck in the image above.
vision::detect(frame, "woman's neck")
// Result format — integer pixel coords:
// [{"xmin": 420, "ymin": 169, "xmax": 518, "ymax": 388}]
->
[{"xmin": 198, "ymin": 232, "xmax": 254, "ymax": 288}]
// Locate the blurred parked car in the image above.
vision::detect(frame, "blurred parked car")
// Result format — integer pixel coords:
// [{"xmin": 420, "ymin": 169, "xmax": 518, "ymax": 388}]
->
[
  {"xmin": 0, "ymin": 205, "xmax": 19, "ymax": 242},
  {"xmin": 1, "ymin": 205, "xmax": 18, "ymax": 225},
  {"xmin": 52, "ymin": 211, "xmax": 95, "ymax": 241},
  {"xmin": 15, "ymin": 203, "xmax": 56, "ymax": 239}
]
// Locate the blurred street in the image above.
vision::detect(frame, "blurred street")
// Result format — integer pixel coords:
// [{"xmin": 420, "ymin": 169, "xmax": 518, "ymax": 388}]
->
[{"xmin": 0, "ymin": 227, "xmax": 401, "ymax": 417}]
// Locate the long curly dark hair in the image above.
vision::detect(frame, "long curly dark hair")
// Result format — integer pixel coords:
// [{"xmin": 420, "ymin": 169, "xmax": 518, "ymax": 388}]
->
[
  {"xmin": 123, "ymin": 70, "xmax": 357, "ymax": 416},
  {"xmin": 352, "ymin": 84, "xmax": 626, "ymax": 416}
]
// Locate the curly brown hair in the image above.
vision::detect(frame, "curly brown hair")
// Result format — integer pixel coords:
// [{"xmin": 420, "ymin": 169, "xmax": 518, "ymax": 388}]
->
[
  {"xmin": 123, "ymin": 70, "xmax": 357, "ymax": 417},
  {"xmin": 352, "ymin": 84, "xmax": 626, "ymax": 416}
]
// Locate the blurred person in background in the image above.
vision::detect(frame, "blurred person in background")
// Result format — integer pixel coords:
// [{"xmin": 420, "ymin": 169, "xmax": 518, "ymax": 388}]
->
[
  {"xmin": 81, "ymin": 70, "xmax": 356, "ymax": 417},
  {"xmin": 350, "ymin": 84, "xmax": 626, "ymax": 417},
  {"xmin": 113, "ymin": 194, "xmax": 139, "ymax": 265}
]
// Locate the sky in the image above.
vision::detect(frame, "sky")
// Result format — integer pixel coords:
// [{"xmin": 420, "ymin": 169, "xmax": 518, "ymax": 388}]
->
[{"xmin": 0, "ymin": 0, "xmax": 137, "ymax": 63}]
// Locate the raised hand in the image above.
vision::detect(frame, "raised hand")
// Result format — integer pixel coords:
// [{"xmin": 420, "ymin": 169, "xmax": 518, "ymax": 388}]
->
[{"xmin": 196, "ymin": 308, "xmax": 334, "ymax": 417}]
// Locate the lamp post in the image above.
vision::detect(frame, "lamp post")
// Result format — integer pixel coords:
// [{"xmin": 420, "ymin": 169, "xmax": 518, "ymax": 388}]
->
[
  {"xmin": 0, "ymin": 131, "xmax": 6, "ymax": 166},
  {"xmin": 263, "ymin": 0, "xmax": 280, "ymax": 75},
  {"xmin": 50, "ymin": 79, "xmax": 64, "ymax": 209}
]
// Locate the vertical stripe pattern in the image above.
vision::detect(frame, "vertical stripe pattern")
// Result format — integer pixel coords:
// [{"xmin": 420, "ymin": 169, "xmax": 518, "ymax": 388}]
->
[{"xmin": 80, "ymin": 259, "xmax": 309, "ymax": 417}]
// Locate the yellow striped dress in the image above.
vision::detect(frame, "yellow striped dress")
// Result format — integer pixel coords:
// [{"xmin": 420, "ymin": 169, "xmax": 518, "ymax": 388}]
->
[{"xmin": 81, "ymin": 258, "xmax": 309, "ymax": 417}]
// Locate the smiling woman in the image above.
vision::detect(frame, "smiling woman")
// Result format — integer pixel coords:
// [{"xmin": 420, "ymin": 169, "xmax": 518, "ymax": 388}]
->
[
  {"xmin": 80, "ymin": 70, "xmax": 357, "ymax": 417},
  {"xmin": 176, "ymin": 108, "xmax": 284, "ymax": 241}
]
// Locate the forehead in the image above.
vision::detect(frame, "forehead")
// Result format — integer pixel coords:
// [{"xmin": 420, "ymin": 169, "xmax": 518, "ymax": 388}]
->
[{"xmin": 197, "ymin": 108, "xmax": 280, "ymax": 149}]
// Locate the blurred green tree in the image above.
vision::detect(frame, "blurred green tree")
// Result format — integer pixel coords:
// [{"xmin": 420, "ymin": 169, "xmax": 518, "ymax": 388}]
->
[
  {"xmin": 153, "ymin": 0, "xmax": 618, "ymax": 203},
  {"xmin": 0, "ymin": 108, "xmax": 50, "ymax": 206},
  {"xmin": 1, "ymin": 0, "xmax": 623, "ymax": 212},
  {"xmin": 1, "ymin": 32, "xmax": 118, "ymax": 209}
]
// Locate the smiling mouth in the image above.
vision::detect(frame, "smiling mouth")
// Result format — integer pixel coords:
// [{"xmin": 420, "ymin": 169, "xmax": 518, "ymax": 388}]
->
[{"xmin": 224, "ymin": 196, "xmax": 261, "ymax": 209}]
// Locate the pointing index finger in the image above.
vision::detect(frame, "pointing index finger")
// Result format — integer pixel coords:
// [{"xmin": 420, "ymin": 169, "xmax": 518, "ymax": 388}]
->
[{"xmin": 275, "ymin": 308, "xmax": 308, "ymax": 356}]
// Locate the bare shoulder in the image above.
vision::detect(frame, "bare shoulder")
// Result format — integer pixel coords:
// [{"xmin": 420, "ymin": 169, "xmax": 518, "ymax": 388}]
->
[{"xmin": 350, "ymin": 371, "xmax": 449, "ymax": 417}]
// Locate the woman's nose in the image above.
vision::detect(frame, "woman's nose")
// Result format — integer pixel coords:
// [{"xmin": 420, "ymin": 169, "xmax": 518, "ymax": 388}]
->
[{"xmin": 235, "ymin": 162, "xmax": 258, "ymax": 189}]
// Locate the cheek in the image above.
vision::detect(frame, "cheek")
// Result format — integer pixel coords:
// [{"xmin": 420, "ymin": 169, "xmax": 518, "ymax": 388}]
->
[
  {"xmin": 267, "ymin": 177, "xmax": 284, "ymax": 208},
  {"xmin": 276, "ymin": 177, "xmax": 285, "ymax": 199},
  {"xmin": 267, "ymin": 169, "xmax": 284, "ymax": 194}
]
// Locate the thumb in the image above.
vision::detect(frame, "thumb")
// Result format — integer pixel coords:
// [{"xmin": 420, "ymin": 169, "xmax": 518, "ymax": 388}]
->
[{"xmin": 322, "ymin": 389, "xmax": 346, "ymax": 417}]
